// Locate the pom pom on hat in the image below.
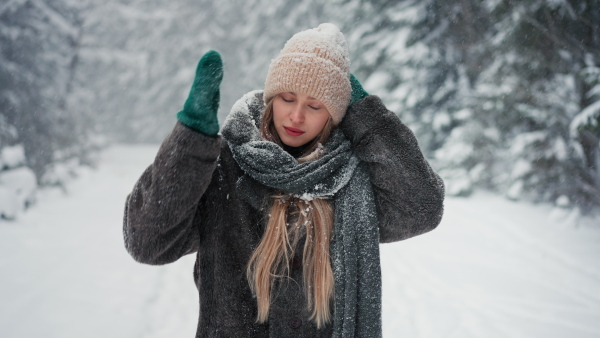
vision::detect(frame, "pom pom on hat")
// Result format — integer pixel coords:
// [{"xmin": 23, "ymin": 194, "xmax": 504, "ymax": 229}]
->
[{"xmin": 264, "ymin": 23, "xmax": 351, "ymax": 125}]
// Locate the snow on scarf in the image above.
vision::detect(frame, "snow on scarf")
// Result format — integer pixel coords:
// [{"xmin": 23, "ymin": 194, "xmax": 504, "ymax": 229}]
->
[{"xmin": 221, "ymin": 90, "xmax": 382, "ymax": 338}]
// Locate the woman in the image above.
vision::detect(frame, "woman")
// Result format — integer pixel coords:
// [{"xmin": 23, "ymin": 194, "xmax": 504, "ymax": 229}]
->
[{"xmin": 123, "ymin": 23, "xmax": 444, "ymax": 338}]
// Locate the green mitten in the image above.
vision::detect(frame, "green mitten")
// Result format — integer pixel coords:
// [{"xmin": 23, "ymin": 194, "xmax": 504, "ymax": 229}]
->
[
  {"xmin": 350, "ymin": 73, "xmax": 369, "ymax": 105},
  {"xmin": 176, "ymin": 50, "xmax": 223, "ymax": 136}
]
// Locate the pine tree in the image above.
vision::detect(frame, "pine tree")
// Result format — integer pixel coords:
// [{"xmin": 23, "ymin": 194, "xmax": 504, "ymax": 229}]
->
[
  {"xmin": 338, "ymin": 0, "xmax": 600, "ymax": 212},
  {"xmin": 469, "ymin": 0, "xmax": 600, "ymax": 211},
  {"xmin": 0, "ymin": 0, "xmax": 86, "ymax": 181}
]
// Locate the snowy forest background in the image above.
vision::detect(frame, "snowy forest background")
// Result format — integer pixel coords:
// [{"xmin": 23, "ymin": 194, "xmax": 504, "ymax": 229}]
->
[{"xmin": 1, "ymin": 0, "xmax": 599, "ymax": 217}]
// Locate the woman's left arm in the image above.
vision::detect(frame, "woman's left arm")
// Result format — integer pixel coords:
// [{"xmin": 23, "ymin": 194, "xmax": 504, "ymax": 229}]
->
[{"xmin": 340, "ymin": 95, "xmax": 445, "ymax": 243}]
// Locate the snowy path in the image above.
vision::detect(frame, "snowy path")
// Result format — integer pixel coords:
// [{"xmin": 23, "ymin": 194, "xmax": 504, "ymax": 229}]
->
[{"xmin": 1, "ymin": 145, "xmax": 599, "ymax": 338}]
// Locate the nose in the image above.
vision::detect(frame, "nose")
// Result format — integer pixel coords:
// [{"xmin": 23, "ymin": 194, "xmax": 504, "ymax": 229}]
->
[{"xmin": 289, "ymin": 103, "xmax": 304, "ymax": 124}]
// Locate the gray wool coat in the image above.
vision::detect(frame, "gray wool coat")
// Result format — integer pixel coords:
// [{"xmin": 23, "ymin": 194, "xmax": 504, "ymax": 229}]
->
[{"xmin": 123, "ymin": 95, "xmax": 445, "ymax": 338}]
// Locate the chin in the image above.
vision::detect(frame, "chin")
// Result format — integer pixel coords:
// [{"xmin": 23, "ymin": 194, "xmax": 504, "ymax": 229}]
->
[{"xmin": 281, "ymin": 138, "xmax": 307, "ymax": 148}]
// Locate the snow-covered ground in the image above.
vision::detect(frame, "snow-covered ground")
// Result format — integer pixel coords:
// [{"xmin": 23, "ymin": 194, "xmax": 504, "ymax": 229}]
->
[{"xmin": 1, "ymin": 145, "xmax": 599, "ymax": 338}]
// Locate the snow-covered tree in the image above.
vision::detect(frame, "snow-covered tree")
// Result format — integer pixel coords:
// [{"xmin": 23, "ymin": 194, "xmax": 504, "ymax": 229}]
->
[
  {"xmin": 0, "ymin": 0, "xmax": 93, "ymax": 216},
  {"xmin": 341, "ymin": 0, "xmax": 600, "ymax": 212},
  {"xmin": 464, "ymin": 0, "xmax": 600, "ymax": 211}
]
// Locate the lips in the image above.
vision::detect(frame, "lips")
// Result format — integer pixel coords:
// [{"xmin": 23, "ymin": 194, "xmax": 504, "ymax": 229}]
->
[{"xmin": 283, "ymin": 126, "xmax": 305, "ymax": 136}]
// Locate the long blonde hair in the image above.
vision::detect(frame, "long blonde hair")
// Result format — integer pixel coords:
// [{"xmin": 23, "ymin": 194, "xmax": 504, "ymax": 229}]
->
[{"xmin": 246, "ymin": 98, "xmax": 335, "ymax": 328}]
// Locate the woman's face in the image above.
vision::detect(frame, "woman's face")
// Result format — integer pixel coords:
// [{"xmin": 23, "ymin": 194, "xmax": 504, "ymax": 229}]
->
[{"xmin": 272, "ymin": 92, "xmax": 331, "ymax": 148}]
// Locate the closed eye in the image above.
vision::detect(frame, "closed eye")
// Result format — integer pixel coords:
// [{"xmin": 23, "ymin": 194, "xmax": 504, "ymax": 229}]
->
[{"xmin": 309, "ymin": 105, "xmax": 321, "ymax": 110}]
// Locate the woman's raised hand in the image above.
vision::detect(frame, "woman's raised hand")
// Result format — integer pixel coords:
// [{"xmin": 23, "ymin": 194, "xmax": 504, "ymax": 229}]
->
[
  {"xmin": 177, "ymin": 50, "xmax": 223, "ymax": 136},
  {"xmin": 350, "ymin": 73, "xmax": 369, "ymax": 105}
]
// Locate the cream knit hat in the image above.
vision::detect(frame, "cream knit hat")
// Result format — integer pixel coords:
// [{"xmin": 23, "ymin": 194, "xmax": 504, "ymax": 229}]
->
[{"xmin": 263, "ymin": 23, "xmax": 351, "ymax": 125}]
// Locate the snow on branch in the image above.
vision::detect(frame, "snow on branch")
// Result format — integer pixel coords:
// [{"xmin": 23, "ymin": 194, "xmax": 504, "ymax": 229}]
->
[
  {"xmin": 570, "ymin": 100, "xmax": 600, "ymax": 136},
  {"xmin": 31, "ymin": 0, "xmax": 79, "ymax": 38}
]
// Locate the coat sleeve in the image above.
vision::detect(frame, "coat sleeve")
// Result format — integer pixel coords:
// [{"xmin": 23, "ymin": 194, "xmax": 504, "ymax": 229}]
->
[
  {"xmin": 123, "ymin": 122, "xmax": 222, "ymax": 265},
  {"xmin": 340, "ymin": 95, "xmax": 445, "ymax": 243}
]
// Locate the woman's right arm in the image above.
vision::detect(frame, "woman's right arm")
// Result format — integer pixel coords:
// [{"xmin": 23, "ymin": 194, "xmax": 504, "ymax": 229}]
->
[
  {"xmin": 124, "ymin": 50, "xmax": 224, "ymax": 265},
  {"xmin": 123, "ymin": 122, "xmax": 222, "ymax": 265}
]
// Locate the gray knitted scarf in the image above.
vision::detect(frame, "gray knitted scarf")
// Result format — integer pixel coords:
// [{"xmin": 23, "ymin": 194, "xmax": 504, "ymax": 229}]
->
[{"xmin": 221, "ymin": 90, "xmax": 382, "ymax": 338}]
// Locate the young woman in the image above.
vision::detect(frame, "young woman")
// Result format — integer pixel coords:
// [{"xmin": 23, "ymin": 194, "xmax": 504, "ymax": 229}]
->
[{"xmin": 123, "ymin": 23, "xmax": 444, "ymax": 338}]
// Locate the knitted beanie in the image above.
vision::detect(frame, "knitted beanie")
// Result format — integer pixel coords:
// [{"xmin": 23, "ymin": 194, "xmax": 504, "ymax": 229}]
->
[{"xmin": 264, "ymin": 23, "xmax": 351, "ymax": 125}]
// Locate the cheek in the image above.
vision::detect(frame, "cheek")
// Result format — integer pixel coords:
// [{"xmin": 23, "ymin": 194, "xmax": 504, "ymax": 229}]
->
[
  {"xmin": 311, "ymin": 113, "xmax": 330, "ymax": 132},
  {"xmin": 271, "ymin": 102, "xmax": 285, "ymax": 123}
]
